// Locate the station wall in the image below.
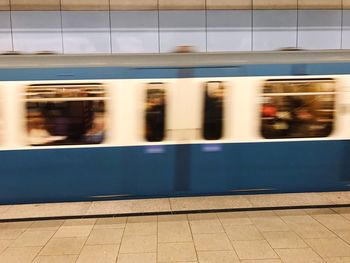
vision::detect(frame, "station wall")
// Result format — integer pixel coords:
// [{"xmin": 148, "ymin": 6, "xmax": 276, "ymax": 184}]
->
[{"xmin": 1, "ymin": 0, "xmax": 350, "ymax": 53}]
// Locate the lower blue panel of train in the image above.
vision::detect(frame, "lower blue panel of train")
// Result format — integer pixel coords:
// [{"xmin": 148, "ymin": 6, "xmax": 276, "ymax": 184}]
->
[{"xmin": 0, "ymin": 140, "xmax": 349, "ymax": 204}]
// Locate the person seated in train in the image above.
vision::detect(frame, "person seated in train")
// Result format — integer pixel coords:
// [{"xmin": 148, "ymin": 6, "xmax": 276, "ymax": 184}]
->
[
  {"xmin": 85, "ymin": 115, "xmax": 105, "ymax": 144},
  {"xmin": 27, "ymin": 115, "xmax": 52, "ymax": 145}
]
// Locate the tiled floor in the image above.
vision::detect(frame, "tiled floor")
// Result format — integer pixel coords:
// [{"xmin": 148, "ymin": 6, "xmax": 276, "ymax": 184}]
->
[
  {"xmin": 0, "ymin": 191, "xmax": 350, "ymax": 221},
  {"xmin": 0, "ymin": 208, "xmax": 350, "ymax": 262}
]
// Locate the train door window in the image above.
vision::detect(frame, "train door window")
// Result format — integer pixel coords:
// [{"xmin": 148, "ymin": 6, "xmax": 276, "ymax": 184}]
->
[
  {"xmin": 202, "ymin": 81, "xmax": 225, "ymax": 140},
  {"xmin": 261, "ymin": 79, "xmax": 335, "ymax": 139},
  {"xmin": 145, "ymin": 84, "xmax": 166, "ymax": 142},
  {"xmin": 25, "ymin": 83, "xmax": 106, "ymax": 146}
]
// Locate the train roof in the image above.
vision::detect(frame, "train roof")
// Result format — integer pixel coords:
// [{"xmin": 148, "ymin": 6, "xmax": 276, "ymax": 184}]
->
[{"xmin": 1, "ymin": 50, "xmax": 350, "ymax": 69}]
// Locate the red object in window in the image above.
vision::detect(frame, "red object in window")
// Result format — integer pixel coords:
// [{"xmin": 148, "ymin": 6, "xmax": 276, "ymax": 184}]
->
[{"xmin": 262, "ymin": 105, "xmax": 277, "ymax": 117}]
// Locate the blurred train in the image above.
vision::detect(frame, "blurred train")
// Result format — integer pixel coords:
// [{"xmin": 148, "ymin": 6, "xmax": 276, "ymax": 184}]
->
[{"xmin": 0, "ymin": 50, "xmax": 350, "ymax": 204}]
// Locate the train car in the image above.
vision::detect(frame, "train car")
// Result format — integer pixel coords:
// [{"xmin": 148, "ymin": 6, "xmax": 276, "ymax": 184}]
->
[{"xmin": 0, "ymin": 51, "xmax": 350, "ymax": 204}]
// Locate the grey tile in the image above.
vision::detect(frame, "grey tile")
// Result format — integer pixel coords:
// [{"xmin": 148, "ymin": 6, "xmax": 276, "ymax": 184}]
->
[
  {"xmin": 275, "ymin": 248, "xmax": 325, "ymax": 263},
  {"xmin": 158, "ymin": 242, "xmax": 197, "ymax": 262},
  {"xmin": 62, "ymin": 11, "xmax": 111, "ymax": 54},
  {"xmin": 0, "ymin": 11, "xmax": 11, "ymax": 52},
  {"xmin": 207, "ymin": 10, "xmax": 252, "ymax": 52},
  {"xmin": 193, "ymin": 233, "xmax": 232, "ymax": 251},
  {"xmin": 232, "ymin": 240, "xmax": 278, "ymax": 260},
  {"xmin": 76, "ymin": 244, "xmax": 119, "ymax": 263},
  {"xmin": 159, "ymin": 10, "xmax": 206, "ymax": 52},
  {"xmin": 119, "ymin": 235, "xmax": 156, "ymax": 254},
  {"xmin": 298, "ymin": 10, "xmax": 341, "ymax": 49},
  {"xmin": 11, "ymin": 11, "xmax": 62, "ymax": 53},
  {"xmin": 86, "ymin": 228, "xmax": 123, "ymax": 245},
  {"xmin": 253, "ymin": 10, "xmax": 297, "ymax": 51},
  {"xmin": 111, "ymin": 11, "xmax": 158, "ymax": 53},
  {"xmin": 39, "ymin": 237, "xmax": 87, "ymax": 255}
]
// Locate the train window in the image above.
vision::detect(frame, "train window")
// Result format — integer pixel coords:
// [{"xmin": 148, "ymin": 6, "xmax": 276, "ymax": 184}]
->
[
  {"xmin": 25, "ymin": 83, "xmax": 106, "ymax": 146},
  {"xmin": 261, "ymin": 79, "xmax": 335, "ymax": 139},
  {"xmin": 145, "ymin": 84, "xmax": 166, "ymax": 142},
  {"xmin": 202, "ymin": 81, "xmax": 225, "ymax": 140}
]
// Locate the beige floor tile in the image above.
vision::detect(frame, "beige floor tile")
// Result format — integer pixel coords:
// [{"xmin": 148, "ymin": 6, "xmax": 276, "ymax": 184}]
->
[
  {"xmin": 170, "ymin": 195, "xmax": 252, "ymax": 211},
  {"xmin": 76, "ymin": 244, "xmax": 119, "ymax": 263},
  {"xmin": 0, "ymin": 202, "xmax": 91, "ymax": 219},
  {"xmin": 0, "ymin": 205, "xmax": 11, "ymax": 216},
  {"xmin": 246, "ymin": 211, "xmax": 277, "ymax": 218},
  {"xmin": 325, "ymin": 258, "xmax": 350, "ymax": 263},
  {"xmin": 119, "ymin": 235, "xmax": 156, "ymax": 253},
  {"xmin": 225, "ymin": 225, "xmax": 264, "ymax": 241},
  {"xmin": 11, "ymin": 230, "xmax": 55, "ymax": 247},
  {"xmin": 0, "ymin": 221, "xmax": 33, "ymax": 230},
  {"xmin": 123, "ymin": 222, "xmax": 157, "ymax": 236},
  {"xmin": 94, "ymin": 217, "xmax": 127, "ymax": 229},
  {"xmin": 319, "ymin": 192, "xmax": 350, "ymax": 205},
  {"xmin": 0, "ymin": 239, "xmax": 12, "ymax": 253},
  {"xmin": 273, "ymin": 209, "xmax": 307, "ymax": 216},
  {"xmin": 0, "ymin": 228, "xmax": 25, "ymax": 239},
  {"xmin": 312, "ymin": 214, "xmax": 350, "ymax": 231},
  {"xmin": 232, "ymin": 240, "xmax": 278, "ymax": 260},
  {"xmin": 62, "ymin": 218, "xmax": 96, "ymax": 226},
  {"xmin": 54, "ymin": 225, "xmax": 93, "ymax": 238},
  {"xmin": 305, "ymin": 238, "xmax": 350, "ymax": 258},
  {"xmin": 158, "ymin": 221, "xmax": 192, "ymax": 242},
  {"xmin": 86, "ymin": 228, "xmax": 123, "ymax": 245},
  {"xmin": 281, "ymin": 215, "xmax": 335, "ymax": 238},
  {"xmin": 304, "ymin": 208, "xmax": 336, "ymax": 215},
  {"xmin": 197, "ymin": 250, "xmax": 240, "ymax": 263},
  {"xmin": 336, "ymin": 230, "xmax": 350, "ymax": 244},
  {"xmin": 28, "ymin": 220, "xmax": 64, "ymax": 231},
  {"xmin": 193, "ymin": 233, "xmax": 232, "ymax": 251},
  {"xmin": 87, "ymin": 199, "xmax": 170, "ymax": 215},
  {"xmin": 262, "ymin": 231, "xmax": 308, "ymax": 249},
  {"xmin": 240, "ymin": 260, "xmax": 282, "ymax": 263},
  {"xmin": 127, "ymin": 216, "xmax": 157, "ymax": 223},
  {"xmin": 217, "ymin": 212, "xmax": 253, "ymax": 226},
  {"xmin": 32, "ymin": 255, "xmax": 78, "ymax": 263},
  {"xmin": 275, "ymin": 248, "xmax": 325, "ymax": 263},
  {"xmin": 333, "ymin": 208, "xmax": 350, "ymax": 221},
  {"xmin": 189, "ymin": 213, "xmax": 224, "ymax": 234},
  {"xmin": 39, "ymin": 237, "xmax": 86, "ymax": 255},
  {"xmin": 116, "ymin": 253, "xmax": 156, "ymax": 263},
  {"xmin": 158, "ymin": 214, "xmax": 188, "ymax": 222},
  {"xmin": 158, "ymin": 242, "xmax": 197, "ymax": 262},
  {"xmin": 251, "ymin": 216, "xmax": 290, "ymax": 232},
  {"xmin": 0, "ymin": 246, "xmax": 42, "ymax": 263}
]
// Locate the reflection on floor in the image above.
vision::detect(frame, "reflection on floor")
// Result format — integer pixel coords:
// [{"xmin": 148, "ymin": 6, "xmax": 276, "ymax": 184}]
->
[{"xmin": 0, "ymin": 207, "xmax": 350, "ymax": 262}]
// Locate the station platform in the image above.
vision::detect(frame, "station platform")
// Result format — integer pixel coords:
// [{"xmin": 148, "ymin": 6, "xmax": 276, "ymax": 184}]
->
[
  {"xmin": 0, "ymin": 194, "xmax": 350, "ymax": 262},
  {"xmin": 0, "ymin": 191, "xmax": 349, "ymax": 222}
]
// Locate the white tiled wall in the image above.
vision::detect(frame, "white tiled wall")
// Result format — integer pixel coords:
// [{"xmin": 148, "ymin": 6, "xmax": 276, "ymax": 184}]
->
[
  {"xmin": 207, "ymin": 10, "xmax": 251, "ymax": 52},
  {"xmin": 62, "ymin": 11, "xmax": 111, "ymax": 53},
  {"xmin": 111, "ymin": 11, "xmax": 158, "ymax": 53},
  {"xmin": 11, "ymin": 11, "xmax": 62, "ymax": 53},
  {"xmin": 298, "ymin": 10, "xmax": 342, "ymax": 49},
  {"xmin": 0, "ymin": 11, "xmax": 11, "ymax": 52},
  {"xmin": 159, "ymin": 11, "xmax": 206, "ymax": 52},
  {"xmin": 253, "ymin": 10, "xmax": 297, "ymax": 51},
  {"xmin": 1, "ymin": 9, "xmax": 350, "ymax": 53}
]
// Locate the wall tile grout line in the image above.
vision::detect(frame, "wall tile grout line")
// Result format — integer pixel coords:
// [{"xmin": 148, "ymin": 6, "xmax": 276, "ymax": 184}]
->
[
  {"xmin": 8, "ymin": 0, "xmax": 14, "ymax": 52},
  {"xmin": 59, "ymin": 0, "xmax": 65, "ymax": 54}
]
